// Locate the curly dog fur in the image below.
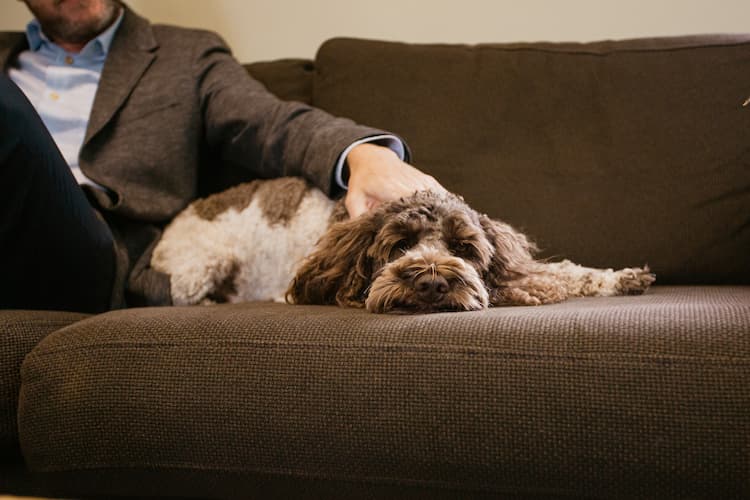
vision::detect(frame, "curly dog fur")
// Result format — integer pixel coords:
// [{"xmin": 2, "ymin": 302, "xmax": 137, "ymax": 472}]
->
[{"xmin": 152, "ymin": 177, "xmax": 655, "ymax": 312}]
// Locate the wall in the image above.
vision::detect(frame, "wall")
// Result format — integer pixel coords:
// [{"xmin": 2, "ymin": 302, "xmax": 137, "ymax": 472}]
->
[{"xmin": 1, "ymin": 0, "xmax": 749, "ymax": 63}]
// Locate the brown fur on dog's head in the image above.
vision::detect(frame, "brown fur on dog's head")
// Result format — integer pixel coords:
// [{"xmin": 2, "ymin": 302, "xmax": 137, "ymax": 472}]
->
[{"xmin": 287, "ymin": 190, "xmax": 536, "ymax": 313}]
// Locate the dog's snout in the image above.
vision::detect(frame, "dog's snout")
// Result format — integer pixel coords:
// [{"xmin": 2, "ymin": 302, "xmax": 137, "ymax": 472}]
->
[{"xmin": 414, "ymin": 273, "xmax": 449, "ymax": 301}]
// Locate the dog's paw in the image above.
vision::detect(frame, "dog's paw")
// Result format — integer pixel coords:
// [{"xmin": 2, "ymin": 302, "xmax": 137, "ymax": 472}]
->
[
  {"xmin": 616, "ymin": 266, "xmax": 656, "ymax": 295},
  {"xmin": 170, "ymin": 274, "xmax": 213, "ymax": 306},
  {"xmin": 490, "ymin": 287, "xmax": 543, "ymax": 306}
]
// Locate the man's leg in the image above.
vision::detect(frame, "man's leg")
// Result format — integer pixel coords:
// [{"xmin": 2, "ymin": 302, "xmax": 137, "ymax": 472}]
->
[{"xmin": 0, "ymin": 74, "xmax": 115, "ymax": 313}]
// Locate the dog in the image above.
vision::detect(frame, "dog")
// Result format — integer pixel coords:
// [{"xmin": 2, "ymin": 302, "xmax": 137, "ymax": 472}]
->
[{"xmin": 151, "ymin": 177, "xmax": 655, "ymax": 312}]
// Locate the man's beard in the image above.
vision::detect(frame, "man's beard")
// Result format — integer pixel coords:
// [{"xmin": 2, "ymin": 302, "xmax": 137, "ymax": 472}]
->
[{"xmin": 40, "ymin": 1, "xmax": 121, "ymax": 45}]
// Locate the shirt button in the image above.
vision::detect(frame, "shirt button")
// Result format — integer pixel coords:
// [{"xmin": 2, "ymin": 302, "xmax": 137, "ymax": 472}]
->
[
  {"xmin": 50, "ymin": 92, "xmax": 60, "ymax": 101},
  {"xmin": 64, "ymin": 55, "xmax": 74, "ymax": 65}
]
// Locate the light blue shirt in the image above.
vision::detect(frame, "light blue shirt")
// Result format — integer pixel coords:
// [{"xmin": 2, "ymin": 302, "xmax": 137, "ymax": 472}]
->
[
  {"xmin": 9, "ymin": 10, "xmax": 124, "ymax": 188},
  {"xmin": 9, "ymin": 11, "xmax": 404, "ymax": 190}
]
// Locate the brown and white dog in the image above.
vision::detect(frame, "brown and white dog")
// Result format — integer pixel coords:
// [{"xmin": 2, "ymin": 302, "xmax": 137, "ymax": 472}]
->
[{"xmin": 151, "ymin": 177, "xmax": 655, "ymax": 312}]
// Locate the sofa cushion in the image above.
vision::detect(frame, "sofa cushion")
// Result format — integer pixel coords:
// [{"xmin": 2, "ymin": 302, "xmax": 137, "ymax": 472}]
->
[
  {"xmin": 244, "ymin": 58, "xmax": 314, "ymax": 105},
  {"xmin": 18, "ymin": 287, "xmax": 750, "ymax": 498},
  {"xmin": 0, "ymin": 310, "xmax": 88, "ymax": 462},
  {"xmin": 312, "ymin": 36, "xmax": 750, "ymax": 285}
]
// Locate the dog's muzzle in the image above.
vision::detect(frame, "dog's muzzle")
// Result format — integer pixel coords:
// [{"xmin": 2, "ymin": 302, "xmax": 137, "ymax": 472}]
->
[{"xmin": 365, "ymin": 245, "xmax": 489, "ymax": 314}]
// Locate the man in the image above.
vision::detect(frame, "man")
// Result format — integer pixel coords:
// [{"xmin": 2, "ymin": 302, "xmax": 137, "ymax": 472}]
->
[{"xmin": 0, "ymin": 0, "xmax": 443, "ymax": 312}]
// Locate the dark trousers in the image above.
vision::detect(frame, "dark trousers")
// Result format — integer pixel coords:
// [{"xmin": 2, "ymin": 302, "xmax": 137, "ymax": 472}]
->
[{"xmin": 0, "ymin": 74, "xmax": 115, "ymax": 313}]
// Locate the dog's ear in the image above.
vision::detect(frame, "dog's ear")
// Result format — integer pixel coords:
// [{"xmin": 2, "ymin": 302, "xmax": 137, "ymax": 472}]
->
[
  {"xmin": 287, "ymin": 213, "xmax": 380, "ymax": 307},
  {"xmin": 479, "ymin": 215, "xmax": 537, "ymax": 287}
]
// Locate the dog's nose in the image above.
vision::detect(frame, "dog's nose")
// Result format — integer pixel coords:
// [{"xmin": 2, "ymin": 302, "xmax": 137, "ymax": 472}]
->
[{"xmin": 414, "ymin": 274, "xmax": 450, "ymax": 301}]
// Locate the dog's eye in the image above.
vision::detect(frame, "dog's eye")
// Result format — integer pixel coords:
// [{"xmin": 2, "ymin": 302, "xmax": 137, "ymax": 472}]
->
[
  {"xmin": 389, "ymin": 238, "xmax": 416, "ymax": 259},
  {"xmin": 449, "ymin": 240, "xmax": 478, "ymax": 259}
]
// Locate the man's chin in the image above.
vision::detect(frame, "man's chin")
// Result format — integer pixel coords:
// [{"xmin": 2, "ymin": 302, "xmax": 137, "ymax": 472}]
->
[{"xmin": 34, "ymin": 1, "xmax": 121, "ymax": 45}]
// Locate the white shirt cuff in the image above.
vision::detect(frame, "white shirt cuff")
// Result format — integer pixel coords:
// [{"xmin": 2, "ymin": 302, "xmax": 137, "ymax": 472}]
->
[{"xmin": 334, "ymin": 134, "xmax": 406, "ymax": 190}]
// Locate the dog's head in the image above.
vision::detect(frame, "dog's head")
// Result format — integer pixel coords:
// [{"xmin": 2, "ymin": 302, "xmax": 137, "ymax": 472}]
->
[{"xmin": 287, "ymin": 190, "xmax": 536, "ymax": 313}]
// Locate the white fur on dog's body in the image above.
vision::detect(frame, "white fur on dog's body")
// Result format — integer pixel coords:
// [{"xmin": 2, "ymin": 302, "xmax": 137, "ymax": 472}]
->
[{"xmin": 152, "ymin": 187, "xmax": 334, "ymax": 305}]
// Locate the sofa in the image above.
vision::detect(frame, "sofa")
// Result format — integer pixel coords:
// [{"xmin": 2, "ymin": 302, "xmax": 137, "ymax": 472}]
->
[{"xmin": 1, "ymin": 34, "xmax": 749, "ymax": 499}]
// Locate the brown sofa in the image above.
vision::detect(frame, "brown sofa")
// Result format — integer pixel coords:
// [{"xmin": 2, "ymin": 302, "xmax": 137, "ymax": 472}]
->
[{"xmin": 2, "ymin": 35, "xmax": 749, "ymax": 499}]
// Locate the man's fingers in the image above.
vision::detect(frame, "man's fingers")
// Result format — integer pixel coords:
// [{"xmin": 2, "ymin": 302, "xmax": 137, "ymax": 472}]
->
[
  {"xmin": 345, "ymin": 191, "xmax": 382, "ymax": 218},
  {"xmin": 345, "ymin": 191, "xmax": 367, "ymax": 219}
]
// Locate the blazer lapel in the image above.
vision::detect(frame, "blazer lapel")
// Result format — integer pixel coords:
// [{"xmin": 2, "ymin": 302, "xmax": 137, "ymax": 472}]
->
[{"xmin": 84, "ymin": 7, "xmax": 158, "ymax": 145}]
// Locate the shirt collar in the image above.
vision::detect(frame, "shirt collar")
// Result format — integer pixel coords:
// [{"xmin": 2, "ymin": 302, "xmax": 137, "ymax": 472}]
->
[{"xmin": 25, "ymin": 7, "xmax": 124, "ymax": 59}]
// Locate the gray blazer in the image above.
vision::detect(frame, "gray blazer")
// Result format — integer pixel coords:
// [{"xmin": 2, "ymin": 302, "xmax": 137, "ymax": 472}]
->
[{"xmin": 1, "ymin": 7, "xmax": 391, "ymax": 307}]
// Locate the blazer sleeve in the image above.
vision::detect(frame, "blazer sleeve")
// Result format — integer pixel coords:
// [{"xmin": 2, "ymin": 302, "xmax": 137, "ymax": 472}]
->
[{"xmin": 193, "ymin": 31, "xmax": 384, "ymax": 196}]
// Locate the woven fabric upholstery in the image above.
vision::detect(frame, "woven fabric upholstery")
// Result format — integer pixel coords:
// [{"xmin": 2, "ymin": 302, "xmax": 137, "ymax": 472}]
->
[
  {"xmin": 244, "ymin": 59, "xmax": 314, "ymax": 105},
  {"xmin": 0, "ymin": 310, "xmax": 87, "ymax": 461},
  {"xmin": 18, "ymin": 287, "xmax": 750, "ymax": 498},
  {"xmin": 312, "ymin": 36, "xmax": 750, "ymax": 285}
]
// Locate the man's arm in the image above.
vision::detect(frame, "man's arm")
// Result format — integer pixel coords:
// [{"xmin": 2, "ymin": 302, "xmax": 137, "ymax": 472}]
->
[
  {"xmin": 195, "ymin": 31, "xmax": 386, "ymax": 195},
  {"xmin": 194, "ymin": 31, "xmax": 443, "ymax": 213}
]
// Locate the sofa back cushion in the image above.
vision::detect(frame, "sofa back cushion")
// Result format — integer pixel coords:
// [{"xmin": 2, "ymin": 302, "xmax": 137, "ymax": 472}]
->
[
  {"xmin": 311, "ymin": 36, "xmax": 750, "ymax": 284},
  {"xmin": 245, "ymin": 58, "xmax": 314, "ymax": 105}
]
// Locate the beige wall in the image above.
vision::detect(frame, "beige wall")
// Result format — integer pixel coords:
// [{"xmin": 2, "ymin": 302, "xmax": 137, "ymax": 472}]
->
[{"xmin": 2, "ymin": 0, "xmax": 749, "ymax": 63}]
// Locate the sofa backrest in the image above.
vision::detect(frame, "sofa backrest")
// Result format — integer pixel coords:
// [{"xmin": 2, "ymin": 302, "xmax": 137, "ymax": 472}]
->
[
  {"xmin": 245, "ymin": 58, "xmax": 314, "ymax": 105},
  {"xmin": 250, "ymin": 35, "xmax": 750, "ymax": 285}
]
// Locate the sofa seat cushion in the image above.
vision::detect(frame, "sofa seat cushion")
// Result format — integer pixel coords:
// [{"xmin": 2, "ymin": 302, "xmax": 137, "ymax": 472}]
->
[
  {"xmin": 18, "ymin": 286, "xmax": 750, "ymax": 498},
  {"xmin": 312, "ymin": 36, "xmax": 750, "ymax": 285},
  {"xmin": 0, "ymin": 310, "xmax": 88, "ymax": 461}
]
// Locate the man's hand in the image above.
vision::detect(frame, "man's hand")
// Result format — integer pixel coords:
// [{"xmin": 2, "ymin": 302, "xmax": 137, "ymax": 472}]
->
[{"xmin": 344, "ymin": 143, "xmax": 445, "ymax": 218}]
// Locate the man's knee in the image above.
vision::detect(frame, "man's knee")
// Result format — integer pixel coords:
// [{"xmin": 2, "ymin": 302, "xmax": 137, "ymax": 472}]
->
[
  {"xmin": 0, "ymin": 74, "xmax": 32, "ymax": 125},
  {"xmin": 0, "ymin": 74, "xmax": 52, "ymax": 165},
  {"xmin": 0, "ymin": 76, "xmax": 26, "ymax": 161}
]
